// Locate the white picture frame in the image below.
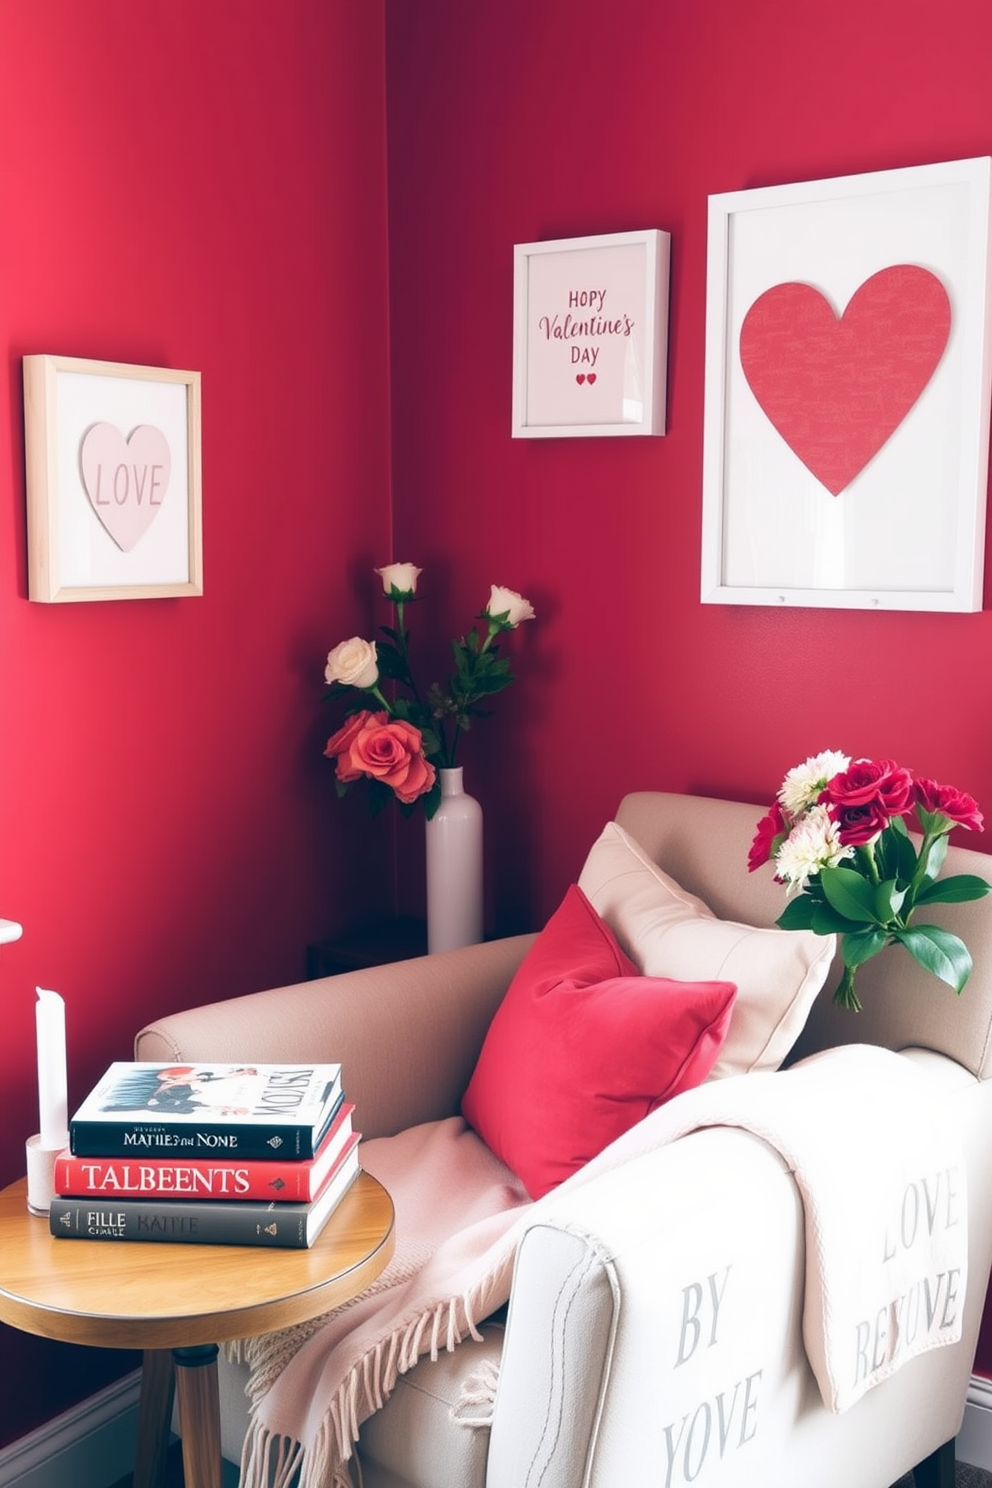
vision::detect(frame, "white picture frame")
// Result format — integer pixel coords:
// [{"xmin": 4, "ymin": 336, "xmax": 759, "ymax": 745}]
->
[
  {"xmin": 512, "ymin": 228, "xmax": 670, "ymax": 438},
  {"xmin": 24, "ymin": 354, "xmax": 203, "ymax": 603},
  {"xmin": 700, "ymin": 157, "xmax": 992, "ymax": 611}
]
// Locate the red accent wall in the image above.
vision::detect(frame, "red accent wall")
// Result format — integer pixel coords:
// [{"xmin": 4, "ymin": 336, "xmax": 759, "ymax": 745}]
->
[
  {"xmin": 0, "ymin": 0, "xmax": 392, "ymax": 1447},
  {"xmin": 3, "ymin": 0, "xmax": 992, "ymax": 1456},
  {"xmin": 382, "ymin": 0, "xmax": 992, "ymax": 1363}
]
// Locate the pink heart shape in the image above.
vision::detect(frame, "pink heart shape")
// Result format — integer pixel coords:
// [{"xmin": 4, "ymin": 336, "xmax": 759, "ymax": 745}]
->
[
  {"xmin": 587, "ymin": 373, "xmax": 597, "ymax": 385},
  {"xmin": 79, "ymin": 423, "xmax": 172, "ymax": 552},
  {"xmin": 575, "ymin": 374, "xmax": 586, "ymax": 384},
  {"xmin": 738, "ymin": 264, "xmax": 951, "ymax": 495}
]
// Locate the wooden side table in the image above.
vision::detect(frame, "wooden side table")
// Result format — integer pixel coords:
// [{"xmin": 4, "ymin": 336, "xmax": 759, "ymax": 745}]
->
[{"xmin": 0, "ymin": 1171, "xmax": 394, "ymax": 1488}]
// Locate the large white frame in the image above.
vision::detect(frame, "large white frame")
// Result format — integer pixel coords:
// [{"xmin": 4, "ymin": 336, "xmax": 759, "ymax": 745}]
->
[
  {"xmin": 700, "ymin": 157, "xmax": 992, "ymax": 611},
  {"xmin": 512, "ymin": 229, "xmax": 670, "ymax": 438}
]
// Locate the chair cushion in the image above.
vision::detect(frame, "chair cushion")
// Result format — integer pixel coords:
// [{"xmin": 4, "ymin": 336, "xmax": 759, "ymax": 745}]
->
[
  {"xmin": 578, "ymin": 820, "xmax": 835, "ymax": 1079},
  {"xmin": 461, "ymin": 883, "xmax": 736, "ymax": 1198}
]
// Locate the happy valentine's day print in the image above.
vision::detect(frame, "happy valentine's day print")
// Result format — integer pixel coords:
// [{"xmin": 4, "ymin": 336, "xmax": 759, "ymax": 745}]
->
[{"xmin": 523, "ymin": 240, "xmax": 647, "ymax": 427}]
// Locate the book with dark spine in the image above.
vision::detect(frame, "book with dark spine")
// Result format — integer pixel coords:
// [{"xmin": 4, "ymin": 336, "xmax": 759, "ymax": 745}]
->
[
  {"xmin": 68, "ymin": 1062, "xmax": 343, "ymax": 1161},
  {"xmin": 50, "ymin": 1134, "xmax": 362, "ymax": 1248},
  {"xmin": 56, "ymin": 1102, "xmax": 356, "ymax": 1202}
]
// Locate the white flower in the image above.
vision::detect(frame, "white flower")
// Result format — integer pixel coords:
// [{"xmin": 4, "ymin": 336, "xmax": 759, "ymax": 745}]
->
[
  {"xmin": 325, "ymin": 637, "xmax": 379, "ymax": 690},
  {"xmin": 774, "ymin": 805, "xmax": 853, "ymax": 893},
  {"xmin": 777, "ymin": 750, "xmax": 851, "ymax": 817},
  {"xmin": 375, "ymin": 562, "xmax": 422, "ymax": 596},
  {"xmin": 486, "ymin": 585, "xmax": 535, "ymax": 628}
]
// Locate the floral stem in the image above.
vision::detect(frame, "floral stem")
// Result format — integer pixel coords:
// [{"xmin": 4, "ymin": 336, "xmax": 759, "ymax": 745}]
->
[
  {"xmin": 856, "ymin": 841, "xmax": 880, "ymax": 885},
  {"xmin": 392, "ymin": 599, "xmax": 425, "ymax": 707},
  {"xmin": 833, "ymin": 966, "xmax": 863, "ymax": 1012}
]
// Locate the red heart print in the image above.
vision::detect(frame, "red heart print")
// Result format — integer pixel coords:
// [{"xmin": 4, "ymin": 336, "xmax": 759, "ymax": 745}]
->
[
  {"xmin": 738, "ymin": 264, "xmax": 951, "ymax": 495},
  {"xmin": 587, "ymin": 373, "xmax": 597, "ymax": 384},
  {"xmin": 575, "ymin": 374, "xmax": 586, "ymax": 384},
  {"xmin": 574, "ymin": 373, "xmax": 598, "ymax": 386}
]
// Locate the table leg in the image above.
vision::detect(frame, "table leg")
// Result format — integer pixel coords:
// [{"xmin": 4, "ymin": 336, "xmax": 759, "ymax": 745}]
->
[
  {"xmin": 134, "ymin": 1349, "xmax": 176, "ymax": 1488},
  {"xmin": 173, "ymin": 1344, "xmax": 222, "ymax": 1488}
]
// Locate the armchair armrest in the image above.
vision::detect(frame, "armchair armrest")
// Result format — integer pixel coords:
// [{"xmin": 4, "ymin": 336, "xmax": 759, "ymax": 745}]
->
[{"xmin": 135, "ymin": 934, "xmax": 534, "ymax": 1139}]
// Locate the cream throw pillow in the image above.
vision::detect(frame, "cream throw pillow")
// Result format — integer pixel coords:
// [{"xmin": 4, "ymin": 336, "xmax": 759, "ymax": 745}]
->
[{"xmin": 577, "ymin": 821, "xmax": 835, "ymax": 1079}]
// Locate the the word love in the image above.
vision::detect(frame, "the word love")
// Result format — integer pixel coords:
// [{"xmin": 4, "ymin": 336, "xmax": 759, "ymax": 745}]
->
[
  {"xmin": 853, "ymin": 1165, "xmax": 964, "ymax": 1389},
  {"xmin": 80, "ymin": 422, "xmax": 172, "ymax": 553}
]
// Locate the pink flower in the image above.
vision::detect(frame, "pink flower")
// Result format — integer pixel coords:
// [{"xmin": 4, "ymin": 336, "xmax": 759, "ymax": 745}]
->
[
  {"xmin": 345, "ymin": 716, "xmax": 436, "ymax": 804},
  {"xmin": 324, "ymin": 710, "xmax": 387, "ymax": 782},
  {"xmin": 914, "ymin": 778, "xmax": 984, "ymax": 833},
  {"xmin": 748, "ymin": 802, "xmax": 786, "ymax": 872}
]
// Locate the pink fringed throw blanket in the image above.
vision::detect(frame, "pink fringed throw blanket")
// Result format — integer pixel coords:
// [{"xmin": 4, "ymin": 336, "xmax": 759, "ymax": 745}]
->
[{"xmin": 232, "ymin": 1046, "xmax": 966, "ymax": 1488}]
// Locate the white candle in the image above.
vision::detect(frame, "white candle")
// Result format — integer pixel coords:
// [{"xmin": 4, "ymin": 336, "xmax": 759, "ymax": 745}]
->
[{"xmin": 35, "ymin": 987, "xmax": 68, "ymax": 1150}]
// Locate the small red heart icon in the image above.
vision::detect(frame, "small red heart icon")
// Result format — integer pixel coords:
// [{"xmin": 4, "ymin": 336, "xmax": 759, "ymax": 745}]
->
[
  {"xmin": 575, "ymin": 374, "xmax": 586, "ymax": 385},
  {"xmin": 587, "ymin": 373, "xmax": 597, "ymax": 385}
]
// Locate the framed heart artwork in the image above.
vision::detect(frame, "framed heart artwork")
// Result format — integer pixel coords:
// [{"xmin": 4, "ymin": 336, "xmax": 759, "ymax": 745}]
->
[
  {"xmin": 700, "ymin": 157, "xmax": 992, "ymax": 611},
  {"xmin": 23, "ymin": 355, "xmax": 202, "ymax": 602}
]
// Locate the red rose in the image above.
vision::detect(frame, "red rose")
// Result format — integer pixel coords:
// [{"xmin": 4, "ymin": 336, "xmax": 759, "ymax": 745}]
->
[
  {"xmin": 347, "ymin": 716, "xmax": 437, "ymax": 803},
  {"xmin": 826, "ymin": 798, "xmax": 890, "ymax": 847},
  {"xmin": 748, "ymin": 803, "xmax": 786, "ymax": 872},
  {"xmin": 914, "ymin": 778, "xmax": 984, "ymax": 833},
  {"xmin": 821, "ymin": 758, "xmax": 914, "ymax": 814}
]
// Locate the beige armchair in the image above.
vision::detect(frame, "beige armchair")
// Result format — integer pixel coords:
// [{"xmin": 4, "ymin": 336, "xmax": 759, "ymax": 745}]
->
[{"xmin": 135, "ymin": 791, "xmax": 992, "ymax": 1488}]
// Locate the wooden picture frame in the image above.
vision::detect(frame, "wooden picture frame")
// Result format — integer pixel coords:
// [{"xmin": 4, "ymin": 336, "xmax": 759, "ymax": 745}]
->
[
  {"xmin": 512, "ymin": 228, "xmax": 670, "ymax": 438},
  {"xmin": 700, "ymin": 157, "xmax": 992, "ymax": 612},
  {"xmin": 24, "ymin": 354, "xmax": 203, "ymax": 603}
]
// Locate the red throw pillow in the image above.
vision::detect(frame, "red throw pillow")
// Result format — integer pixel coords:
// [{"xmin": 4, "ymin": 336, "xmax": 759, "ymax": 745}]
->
[{"xmin": 461, "ymin": 884, "xmax": 737, "ymax": 1199}]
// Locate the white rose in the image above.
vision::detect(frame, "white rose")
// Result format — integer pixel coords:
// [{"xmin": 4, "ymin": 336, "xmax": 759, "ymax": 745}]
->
[
  {"xmin": 325, "ymin": 637, "xmax": 379, "ymax": 689},
  {"xmin": 376, "ymin": 562, "xmax": 422, "ymax": 596},
  {"xmin": 486, "ymin": 585, "xmax": 535, "ymax": 627}
]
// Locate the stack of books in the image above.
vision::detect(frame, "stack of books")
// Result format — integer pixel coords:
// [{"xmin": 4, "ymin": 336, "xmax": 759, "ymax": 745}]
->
[{"xmin": 49, "ymin": 1062, "xmax": 360, "ymax": 1249}]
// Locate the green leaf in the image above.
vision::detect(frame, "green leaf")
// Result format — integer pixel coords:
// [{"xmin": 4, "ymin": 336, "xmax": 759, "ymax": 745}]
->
[
  {"xmin": 913, "ymin": 873, "xmax": 992, "ymax": 906},
  {"xmin": 921, "ymin": 832, "xmax": 949, "ymax": 884},
  {"xmin": 840, "ymin": 926, "xmax": 889, "ymax": 969},
  {"xmin": 776, "ymin": 897, "xmax": 817, "ymax": 931},
  {"xmin": 873, "ymin": 878, "xmax": 906, "ymax": 924},
  {"xmin": 811, "ymin": 901, "xmax": 861, "ymax": 935},
  {"xmin": 877, "ymin": 823, "xmax": 917, "ymax": 885},
  {"xmin": 893, "ymin": 925, "xmax": 973, "ymax": 993},
  {"xmin": 820, "ymin": 866, "xmax": 879, "ymax": 924}
]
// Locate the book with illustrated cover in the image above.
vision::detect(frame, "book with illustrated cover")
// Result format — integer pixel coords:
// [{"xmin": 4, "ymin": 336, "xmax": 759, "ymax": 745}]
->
[
  {"xmin": 69, "ymin": 1062, "xmax": 344, "ymax": 1161},
  {"xmin": 50, "ymin": 1132, "xmax": 362, "ymax": 1249},
  {"xmin": 56, "ymin": 1102, "xmax": 357, "ymax": 1202}
]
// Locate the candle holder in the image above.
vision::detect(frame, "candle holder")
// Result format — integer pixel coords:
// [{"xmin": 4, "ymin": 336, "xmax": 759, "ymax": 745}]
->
[{"xmin": 25, "ymin": 1134, "xmax": 62, "ymax": 1214}]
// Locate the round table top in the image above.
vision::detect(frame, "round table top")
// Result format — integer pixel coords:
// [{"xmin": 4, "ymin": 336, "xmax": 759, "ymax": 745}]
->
[{"xmin": 0, "ymin": 1172, "xmax": 395, "ymax": 1351}]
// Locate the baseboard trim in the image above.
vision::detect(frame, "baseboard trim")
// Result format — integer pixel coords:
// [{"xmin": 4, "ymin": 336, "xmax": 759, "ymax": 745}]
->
[
  {"xmin": 0, "ymin": 1369, "xmax": 141, "ymax": 1488},
  {"xmin": 2, "ymin": 1366, "xmax": 991, "ymax": 1486}
]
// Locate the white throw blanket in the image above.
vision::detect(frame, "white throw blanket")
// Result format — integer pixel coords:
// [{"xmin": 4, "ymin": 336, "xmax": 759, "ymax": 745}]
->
[{"xmin": 233, "ymin": 1045, "xmax": 967, "ymax": 1488}]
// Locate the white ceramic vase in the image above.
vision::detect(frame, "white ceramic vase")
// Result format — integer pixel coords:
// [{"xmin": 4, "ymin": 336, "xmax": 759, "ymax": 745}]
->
[{"xmin": 425, "ymin": 767, "xmax": 483, "ymax": 954}]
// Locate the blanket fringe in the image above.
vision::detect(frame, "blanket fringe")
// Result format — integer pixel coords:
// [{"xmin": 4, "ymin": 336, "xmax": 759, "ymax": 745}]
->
[{"xmin": 240, "ymin": 1264, "xmax": 508, "ymax": 1487}]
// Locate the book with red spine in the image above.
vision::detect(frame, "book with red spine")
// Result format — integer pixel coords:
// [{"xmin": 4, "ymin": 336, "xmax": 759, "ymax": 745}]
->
[
  {"xmin": 49, "ymin": 1133, "xmax": 362, "ymax": 1250},
  {"xmin": 54, "ymin": 1102, "xmax": 357, "ymax": 1203}
]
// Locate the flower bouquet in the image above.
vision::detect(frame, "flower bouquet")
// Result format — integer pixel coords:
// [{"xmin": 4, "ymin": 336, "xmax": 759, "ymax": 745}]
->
[
  {"xmin": 322, "ymin": 563, "xmax": 535, "ymax": 819},
  {"xmin": 748, "ymin": 752, "xmax": 990, "ymax": 1011}
]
